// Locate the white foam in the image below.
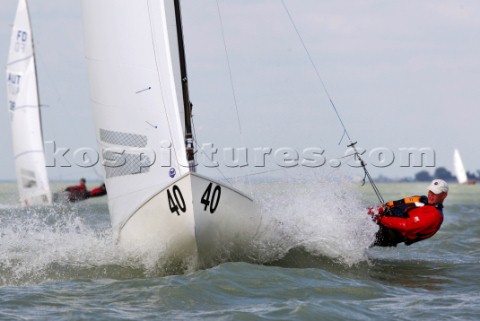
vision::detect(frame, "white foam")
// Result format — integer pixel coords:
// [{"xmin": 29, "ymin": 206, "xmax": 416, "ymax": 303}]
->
[
  {"xmin": 249, "ymin": 172, "xmax": 378, "ymax": 266},
  {"xmin": 0, "ymin": 172, "xmax": 379, "ymax": 284},
  {"xmin": 0, "ymin": 204, "xmax": 139, "ymax": 284}
]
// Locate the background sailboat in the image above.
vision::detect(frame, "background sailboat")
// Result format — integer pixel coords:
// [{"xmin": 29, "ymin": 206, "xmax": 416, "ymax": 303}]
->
[
  {"xmin": 453, "ymin": 149, "xmax": 475, "ymax": 185},
  {"xmin": 81, "ymin": 0, "xmax": 261, "ymax": 267},
  {"xmin": 6, "ymin": 0, "xmax": 51, "ymax": 206}
]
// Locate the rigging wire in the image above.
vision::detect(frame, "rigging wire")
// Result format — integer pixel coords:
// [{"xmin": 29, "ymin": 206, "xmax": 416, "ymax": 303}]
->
[
  {"xmin": 280, "ymin": 0, "xmax": 384, "ymax": 204},
  {"xmin": 214, "ymin": 0, "xmax": 254, "ymax": 192},
  {"xmin": 215, "ymin": 0, "xmax": 243, "ymax": 136},
  {"xmin": 35, "ymin": 41, "xmax": 95, "ymax": 181},
  {"xmin": 191, "ymin": 115, "xmax": 233, "ymax": 185}
]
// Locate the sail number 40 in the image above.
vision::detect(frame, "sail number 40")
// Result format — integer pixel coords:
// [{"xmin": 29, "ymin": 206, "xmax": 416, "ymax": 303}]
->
[
  {"xmin": 167, "ymin": 183, "xmax": 222, "ymax": 215},
  {"xmin": 201, "ymin": 183, "xmax": 221, "ymax": 214},
  {"xmin": 167, "ymin": 185, "xmax": 186, "ymax": 216}
]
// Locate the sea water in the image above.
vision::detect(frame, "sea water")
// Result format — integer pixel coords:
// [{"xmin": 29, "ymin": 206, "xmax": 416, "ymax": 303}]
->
[{"xmin": 0, "ymin": 179, "xmax": 478, "ymax": 320}]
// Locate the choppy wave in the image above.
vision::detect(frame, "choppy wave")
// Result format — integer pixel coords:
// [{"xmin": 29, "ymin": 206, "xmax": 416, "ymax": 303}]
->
[
  {"xmin": 249, "ymin": 174, "xmax": 377, "ymax": 266},
  {"xmin": 0, "ymin": 204, "xmax": 120, "ymax": 285},
  {"xmin": 0, "ymin": 174, "xmax": 377, "ymax": 285},
  {"xmin": 0, "ymin": 182, "xmax": 479, "ymax": 320}
]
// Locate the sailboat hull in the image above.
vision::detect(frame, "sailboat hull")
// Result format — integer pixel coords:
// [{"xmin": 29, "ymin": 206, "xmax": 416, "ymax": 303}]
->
[{"xmin": 117, "ymin": 173, "xmax": 261, "ymax": 267}]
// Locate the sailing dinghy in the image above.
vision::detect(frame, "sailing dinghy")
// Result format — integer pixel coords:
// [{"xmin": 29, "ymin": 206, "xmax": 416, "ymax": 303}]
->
[
  {"xmin": 81, "ymin": 0, "xmax": 261, "ymax": 266},
  {"xmin": 453, "ymin": 149, "xmax": 475, "ymax": 185},
  {"xmin": 6, "ymin": 0, "xmax": 52, "ymax": 206}
]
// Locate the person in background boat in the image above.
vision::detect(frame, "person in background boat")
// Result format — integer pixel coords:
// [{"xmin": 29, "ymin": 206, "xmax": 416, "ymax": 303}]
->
[
  {"xmin": 87, "ymin": 183, "xmax": 107, "ymax": 198},
  {"xmin": 368, "ymin": 179, "xmax": 448, "ymax": 247},
  {"xmin": 65, "ymin": 178, "xmax": 88, "ymax": 202}
]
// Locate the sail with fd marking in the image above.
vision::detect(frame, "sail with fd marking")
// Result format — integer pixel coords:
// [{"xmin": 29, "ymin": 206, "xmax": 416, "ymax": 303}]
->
[{"xmin": 6, "ymin": 0, "xmax": 52, "ymax": 206}]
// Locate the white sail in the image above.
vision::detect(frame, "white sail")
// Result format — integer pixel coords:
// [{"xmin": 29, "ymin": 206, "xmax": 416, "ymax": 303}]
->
[
  {"xmin": 6, "ymin": 0, "xmax": 52, "ymax": 206},
  {"xmin": 453, "ymin": 149, "xmax": 468, "ymax": 184},
  {"xmin": 81, "ymin": 0, "xmax": 189, "ymax": 230},
  {"xmin": 81, "ymin": 0, "xmax": 261, "ymax": 266}
]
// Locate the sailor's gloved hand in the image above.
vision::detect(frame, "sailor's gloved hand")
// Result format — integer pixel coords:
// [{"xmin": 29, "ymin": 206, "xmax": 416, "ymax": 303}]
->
[{"xmin": 367, "ymin": 206, "xmax": 385, "ymax": 223}]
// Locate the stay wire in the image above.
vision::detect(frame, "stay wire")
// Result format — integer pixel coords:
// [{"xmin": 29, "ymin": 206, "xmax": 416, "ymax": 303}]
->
[
  {"xmin": 191, "ymin": 115, "xmax": 233, "ymax": 185},
  {"xmin": 215, "ymin": 0, "xmax": 243, "ymax": 136},
  {"xmin": 215, "ymin": 0, "xmax": 254, "ymax": 192},
  {"xmin": 280, "ymin": 0, "xmax": 385, "ymax": 205}
]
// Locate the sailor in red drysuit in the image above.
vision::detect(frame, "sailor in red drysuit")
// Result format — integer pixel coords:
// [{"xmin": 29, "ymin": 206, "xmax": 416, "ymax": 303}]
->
[
  {"xmin": 87, "ymin": 183, "xmax": 107, "ymax": 198},
  {"xmin": 368, "ymin": 179, "xmax": 448, "ymax": 247},
  {"xmin": 65, "ymin": 178, "xmax": 88, "ymax": 202}
]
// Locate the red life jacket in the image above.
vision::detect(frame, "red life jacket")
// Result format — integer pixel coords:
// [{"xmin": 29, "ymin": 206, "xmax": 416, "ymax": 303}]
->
[
  {"xmin": 380, "ymin": 195, "xmax": 444, "ymax": 245},
  {"xmin": 65, "ymin": 184, "xmax": 88, "ymax": 202},
  {"xmin": 89, "ymin": 185, "xmax": 107, "ymax": 198}
]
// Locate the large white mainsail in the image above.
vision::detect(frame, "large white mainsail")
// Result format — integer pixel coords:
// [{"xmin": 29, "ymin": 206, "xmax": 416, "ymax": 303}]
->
[
  {"xmin": 453, "ymin": 148, "xmax": 468, "ymax": 184},
  {"xmin": 81, "ymin": 0, "xmax": 261, "ymax": 266},
  {"xmin": 6, "ymin": 0, "xmax": 52, "ymax": 206}
]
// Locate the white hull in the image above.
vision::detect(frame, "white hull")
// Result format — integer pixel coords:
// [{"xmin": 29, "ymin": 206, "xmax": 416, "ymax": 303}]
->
[{"xmin": 118, "ymin": 173, "xmax": 261, "ymax": 267}]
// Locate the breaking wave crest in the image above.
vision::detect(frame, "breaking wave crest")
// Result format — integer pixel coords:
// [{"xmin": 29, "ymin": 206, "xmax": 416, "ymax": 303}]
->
[
  {"xmin": 247, "ymin": 172, "xmax": 378, "ymax": 267},
  {"xmin": 0, "ymin": 203, "xmax": 194, "ymax": 285},
  {"xmin": 0, "ymin": 173, "xmax": 378, "ymax": 285}
]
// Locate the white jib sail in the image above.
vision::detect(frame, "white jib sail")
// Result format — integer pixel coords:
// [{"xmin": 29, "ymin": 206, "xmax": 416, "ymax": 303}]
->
[
  {"xmin": 81, "ymin": 0, "xmax": 190, "ymax": 231},
  {"xmin": 453, "ymin": 149, "xmax": 468, "ymax": 184},
  {"xmin": 6, "ymin": 0, "xmax": 52, "ymax": 206}
]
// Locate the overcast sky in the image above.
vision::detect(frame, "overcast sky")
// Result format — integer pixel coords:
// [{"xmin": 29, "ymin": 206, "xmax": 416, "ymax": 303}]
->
[{"xmin": 1, "ymin": 0, "xmax": 479, "ymax": 183}]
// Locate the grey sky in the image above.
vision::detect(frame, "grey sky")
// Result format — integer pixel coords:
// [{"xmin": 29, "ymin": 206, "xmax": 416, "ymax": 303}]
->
[{"xmin": 1, "ymin": 0, "xmax": 479, "ymax": 182}]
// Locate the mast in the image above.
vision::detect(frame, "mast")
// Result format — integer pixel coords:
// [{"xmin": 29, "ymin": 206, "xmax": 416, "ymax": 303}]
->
[{"xmin": 173, "ymin": 0, "xmax": 195, "ymax": 171}]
